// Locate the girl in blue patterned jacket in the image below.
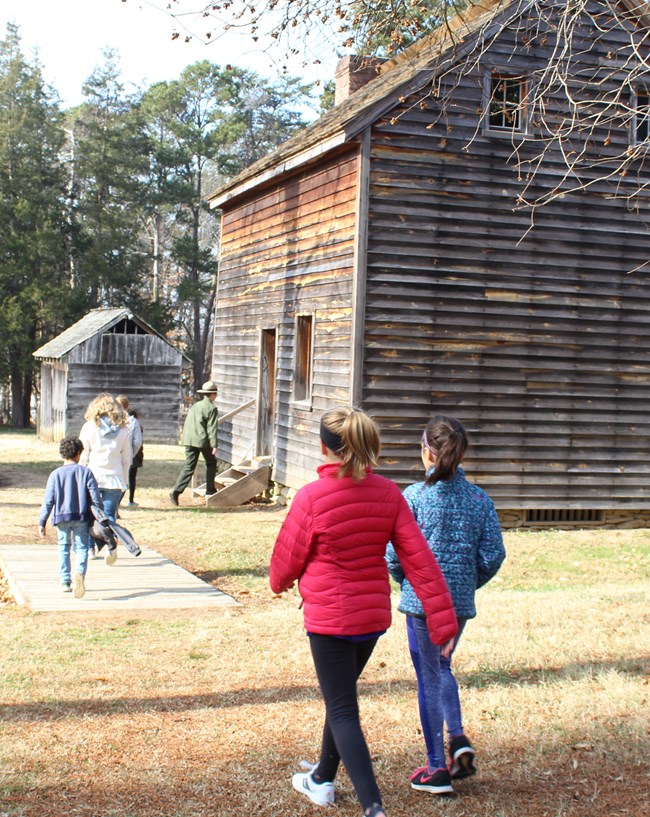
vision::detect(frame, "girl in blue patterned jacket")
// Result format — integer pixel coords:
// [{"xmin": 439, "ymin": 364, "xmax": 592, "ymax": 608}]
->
[{"xmin": 386, "ymin": 415, "xmax": 505, "ymax": 796}]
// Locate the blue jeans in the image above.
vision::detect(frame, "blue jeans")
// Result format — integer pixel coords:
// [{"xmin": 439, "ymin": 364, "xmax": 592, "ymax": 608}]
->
[
  {"xmin": 407, "ymin": 615, "xmax": 467, "ymax": 770},
  {"xmin": 99, "ymin": 488, "xmax": 123, "ymax": 523},
  {"xmin": 57, "ymin": 520, "xmax": 91, "ymax": 585}
]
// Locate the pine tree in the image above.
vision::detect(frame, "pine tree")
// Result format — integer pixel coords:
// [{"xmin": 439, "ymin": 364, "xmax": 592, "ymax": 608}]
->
[
  {"xmin": 139, "ymin": 63, "xmax": 312, "ymax": 386},
  {"xmin": 0, "ymin": 23, "xmax": 68, "ymax": 426},
  {"xmin": 143, "ymin": 62, "xmax": 244, "ymax": 386},
  {"xmin": 67, "ymin": 49, "xmax": 150, "ymax": 310}
]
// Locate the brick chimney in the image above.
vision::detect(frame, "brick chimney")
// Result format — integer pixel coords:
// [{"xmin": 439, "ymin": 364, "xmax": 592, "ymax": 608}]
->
[{"xmin": 334, "ymin": 55, "xmax": 386, "ymax": 105}]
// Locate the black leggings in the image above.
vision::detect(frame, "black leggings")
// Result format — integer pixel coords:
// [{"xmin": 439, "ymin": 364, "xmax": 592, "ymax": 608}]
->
[
  {"xmin": 309, "ymin": 633, "xmax": 382, "ymax": 812},
  {"xmin": 128, "ymin": 465, "xmax": 139, "ymax": 503}
]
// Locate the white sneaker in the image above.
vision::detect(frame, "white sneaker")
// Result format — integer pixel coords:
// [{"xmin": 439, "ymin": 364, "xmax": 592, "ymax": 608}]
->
[
  {"xmin": 73, "ymin": 573, "xmax": 85, "ymax": 599},
  {"xmin": 292, "ymin": 771, "xmax": 335, "ymax": 806}
]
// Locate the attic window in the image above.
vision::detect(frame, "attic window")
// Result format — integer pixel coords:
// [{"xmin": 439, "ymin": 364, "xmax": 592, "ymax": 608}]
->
[
  {"xmin": 108, "ymin": 318, "xmax": 145, "ymax": 334},
  {"xmin": 486, "ymin": 73, "xmax": 527, "ymax": 133},
  {"xmin": 633, "ymin": 88, "xmax": 650, "ymax": 145},
  {"xmin": 293, "ymin": 314, "xmax": 314, "ymax": 404}
]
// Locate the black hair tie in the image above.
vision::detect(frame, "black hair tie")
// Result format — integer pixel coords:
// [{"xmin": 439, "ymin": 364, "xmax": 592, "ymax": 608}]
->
[{"xmin": 320, "ymin": 420, "xmax": 343, "ymax": 452}]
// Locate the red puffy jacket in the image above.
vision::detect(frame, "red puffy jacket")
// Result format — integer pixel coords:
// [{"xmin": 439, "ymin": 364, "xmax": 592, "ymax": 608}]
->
[{"xmin": 270, "ymin": 462, "xmax": 457, "ymax": 644}]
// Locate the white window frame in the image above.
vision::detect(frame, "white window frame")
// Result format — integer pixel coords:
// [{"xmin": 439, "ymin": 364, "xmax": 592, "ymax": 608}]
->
[{"xmin": 483, "ymin": 70, "xmax": 529, "ymax": 137}]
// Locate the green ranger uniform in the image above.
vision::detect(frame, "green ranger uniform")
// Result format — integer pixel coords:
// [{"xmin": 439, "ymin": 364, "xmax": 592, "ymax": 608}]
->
[
  {"xmin": 171, "ymin": 389, "xmax": 219, "ymax": 503},
  {"xmin": 181, "ymin": 397, "xmax": 218, "ymax": 449}
]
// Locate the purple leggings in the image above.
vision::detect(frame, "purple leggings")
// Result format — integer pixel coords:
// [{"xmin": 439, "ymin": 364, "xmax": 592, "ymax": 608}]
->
[{"xmin": 407, "ymin": 615, "xmax": 467, "ymax": 770}]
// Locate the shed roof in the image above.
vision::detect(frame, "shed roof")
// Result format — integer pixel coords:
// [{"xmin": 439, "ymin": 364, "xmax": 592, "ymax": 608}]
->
[
  {"xmin": 33, "ymin": 308, "xmax": 183, "ymax": 361},
  {"xmin": 208, "ymin": 0, "xmax": 649, "ymax": 209}
]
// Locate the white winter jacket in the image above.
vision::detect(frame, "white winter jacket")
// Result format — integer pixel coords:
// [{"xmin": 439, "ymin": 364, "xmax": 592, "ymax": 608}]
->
[{"xmin": 79, "ymin": 416, "xmax": 131, "ymax": 491}]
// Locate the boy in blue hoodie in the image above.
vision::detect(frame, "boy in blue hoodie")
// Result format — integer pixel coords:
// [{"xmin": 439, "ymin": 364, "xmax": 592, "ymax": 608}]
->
[{"xmin": 39, "ymin": 437, "xmax": 102, "ymax": 598}]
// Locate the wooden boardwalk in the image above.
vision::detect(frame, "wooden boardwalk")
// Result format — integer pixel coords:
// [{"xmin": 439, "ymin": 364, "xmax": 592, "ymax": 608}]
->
[{"xmin": 0, "ymin": 544, "xmax": 239, "ymax": 612}]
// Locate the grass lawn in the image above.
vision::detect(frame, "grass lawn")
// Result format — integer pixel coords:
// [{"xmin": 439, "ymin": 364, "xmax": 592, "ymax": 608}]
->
[{"xmin": 0, "ymin": 429, "xmax": 648, "ymax": 817}]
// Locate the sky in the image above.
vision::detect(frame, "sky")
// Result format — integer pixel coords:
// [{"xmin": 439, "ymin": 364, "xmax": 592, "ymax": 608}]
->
[{"xmin": 1, "ymin": 0, "xmax": 340, "ymax": 107}]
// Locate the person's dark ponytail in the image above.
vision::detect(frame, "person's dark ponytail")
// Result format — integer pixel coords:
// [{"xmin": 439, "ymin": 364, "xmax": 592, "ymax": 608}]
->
[{"xmin": 424, "ymin": 415, "xmax": 468, "ymax": 485}]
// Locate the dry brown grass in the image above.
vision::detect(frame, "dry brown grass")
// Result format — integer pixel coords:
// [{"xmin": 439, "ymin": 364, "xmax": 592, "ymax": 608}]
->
[{"xmin": 0, "ymin": 430, "xmax": 648, "ymax": 817}]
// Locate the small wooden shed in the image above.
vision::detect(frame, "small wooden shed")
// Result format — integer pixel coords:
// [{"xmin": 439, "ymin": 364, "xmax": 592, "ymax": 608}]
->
[
  {"xmin": 34, "ymin": 308, "xmax": 186, "ymax": 443},
  {"xmin": 207, "ymin": 0, "xmax": 650, "ymax": 527}
]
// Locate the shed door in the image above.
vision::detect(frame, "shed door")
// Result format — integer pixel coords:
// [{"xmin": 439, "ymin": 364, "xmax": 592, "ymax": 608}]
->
[
  {"xmin": 52, "ymin": 364, "xmax": 68, "ymax": 440},
  {"xmin": 256, "ymin": 329, "xmax": 276, "ymax": 458}
]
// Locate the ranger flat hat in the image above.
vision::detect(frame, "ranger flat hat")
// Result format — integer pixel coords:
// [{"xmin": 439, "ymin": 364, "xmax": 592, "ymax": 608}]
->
[{"xmin": 197, "ymin": 380, "xmax": 219, "ymax": 394}]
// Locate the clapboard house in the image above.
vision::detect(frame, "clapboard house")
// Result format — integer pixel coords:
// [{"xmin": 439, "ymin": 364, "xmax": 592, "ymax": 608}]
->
[
  {"xmin": 208, "ymin": 0, "xmax": 650, "ymax": 527},
  {"xmin": 34, "ymin": 308, "xmax": 187, "ymax": 443}
]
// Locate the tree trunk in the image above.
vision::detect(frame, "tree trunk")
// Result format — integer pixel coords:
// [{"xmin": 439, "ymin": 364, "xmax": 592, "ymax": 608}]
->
[
  {"xmin": 10, "ymin": 366, "xmax": 26, "ymax": 427},
  {"xmin": 200, "ymin": 272, "xmax": 217, "ymax": 384},
  {"xmin": 152, "ymin": 213, "xmax": 162, "ymax": 301}
]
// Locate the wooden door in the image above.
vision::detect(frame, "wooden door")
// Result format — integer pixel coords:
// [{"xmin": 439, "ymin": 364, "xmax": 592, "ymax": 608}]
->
[{"xmin": 256, "ymin": 329, "xmax": 276, "ymax": 458}]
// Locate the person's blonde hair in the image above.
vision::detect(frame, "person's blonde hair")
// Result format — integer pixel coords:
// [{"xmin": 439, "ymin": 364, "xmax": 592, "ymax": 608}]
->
[
  {"xmin": 115, "ymin": 394, "xmax": 129, "ymax": 411},
  {"xmin": 84, "ymin": 393, "xmax": 127, "ymax": 426},
  {"xmin": 321, "ymin": 406, "xmax": 380, "ymax": 481}
]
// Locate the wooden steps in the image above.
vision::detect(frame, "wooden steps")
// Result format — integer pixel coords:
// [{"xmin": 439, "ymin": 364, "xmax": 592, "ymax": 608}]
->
[{"xmin": 192, "ymin": 457, "xmax": 272, "ymax": 508}]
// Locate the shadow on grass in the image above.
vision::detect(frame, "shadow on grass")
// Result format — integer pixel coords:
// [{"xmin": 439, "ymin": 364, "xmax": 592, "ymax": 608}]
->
[
  {"xmin": 457, "ymin": 654, "xmax": 650, "ymax": 688},
  {"xmin": 0, "ymin": 684, "xmax": 323, "ymax": 721},
  {"xmin": 4, "ymin": 736, "xmax": 649, "ymax": 817},
  {"xmin": 195, "ymin": 568, "xmax": 269, "ymax": 581},
  {"xmin": 1, "ymin": 459, "xmax": 188, "ymax": 477},
  {"xmin": 1, "ymin": 655, "xmax": 648, "ymax": 723},
  {"xmin": 169, "ymin": 502, "xmax": 283, "ymax": 516}
]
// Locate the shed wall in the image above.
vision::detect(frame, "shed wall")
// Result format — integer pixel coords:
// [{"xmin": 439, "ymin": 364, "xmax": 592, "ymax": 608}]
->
[
  {"xmin": 214, "ymin": 149, "xmax": 360, "ymax": 485},
  {"xmin": 37, "ymin": 362, "xmax": 68, "ymax": 443},
  {"xmin": 361, "ymin": 5, "xmax": 650, "ymax": 506},
  {"xmin": 65, "ymin": 334, "xmax": 183, "ymax": 442}
]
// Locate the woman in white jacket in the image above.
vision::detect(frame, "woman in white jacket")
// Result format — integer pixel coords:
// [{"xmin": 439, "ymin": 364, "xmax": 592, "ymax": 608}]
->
[{"xmin": 79, "ymin": 393, "xmax": 131, "ymax": 537}]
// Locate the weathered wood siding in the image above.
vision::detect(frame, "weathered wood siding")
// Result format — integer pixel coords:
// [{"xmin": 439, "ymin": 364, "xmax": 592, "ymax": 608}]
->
[
  {"xmin": 214, "ymin": 149, "xmax": 360, "ymax": 485},
  {"xmin": 362, "ymin": 4, "xmax": 650, "ymax": 506},
  {"xmin": 64, "ymin": 334, "xmax": 183, "ymax": 442},
  {"xmin": 37, "ymin": 362, "xmax": 68, "ymax": 442}
]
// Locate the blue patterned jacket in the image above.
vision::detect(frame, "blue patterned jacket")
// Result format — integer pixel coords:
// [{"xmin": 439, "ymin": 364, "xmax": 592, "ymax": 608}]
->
[{"xmin": 386, "ymin": 467, "xmax": 505, "ymax": 619}]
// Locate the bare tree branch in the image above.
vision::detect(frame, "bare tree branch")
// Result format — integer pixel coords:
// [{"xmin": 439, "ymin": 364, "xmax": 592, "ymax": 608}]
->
[{"xmin": 139, "ymin": 0, "xmax": 650, "ymax": 223}]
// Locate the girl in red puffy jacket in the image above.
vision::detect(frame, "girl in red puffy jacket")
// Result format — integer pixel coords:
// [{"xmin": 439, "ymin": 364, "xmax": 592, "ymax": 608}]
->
[{"xmin": 270, "ymin": 407, "xmax": 457, "ymax": 817}]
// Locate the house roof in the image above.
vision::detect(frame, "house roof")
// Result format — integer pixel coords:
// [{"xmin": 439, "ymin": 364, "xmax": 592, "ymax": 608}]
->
[
  {"xmin": 208, "ymin": 0, "xmax": 649, "ymax": 209},
  {"xmin": 207, "ymin": 0, "xmax": 513, "ymax": 208},
  {"xmin": 33, "ymin": 307, "xmax": 185, "ymax": 360}
]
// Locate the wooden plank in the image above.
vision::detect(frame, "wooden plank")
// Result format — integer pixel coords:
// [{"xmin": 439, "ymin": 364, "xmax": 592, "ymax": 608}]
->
[
  {"xmin": 214, "ymin": 147, "xmax": 358, "ymax": 484},
  {"xmin": 0, "ymin": 544, "xmax": 239, "ymax": 612},
  {"xmin": 351, "ymin": 128, "xmax": 371, "ymax": 406},
  {"xmin": 205, "ymin": 465, "xmax": 271, "ymax": 508},
  {"xmin": 222, "ymin": 152, "xmax": 359, "ymax": 225}
]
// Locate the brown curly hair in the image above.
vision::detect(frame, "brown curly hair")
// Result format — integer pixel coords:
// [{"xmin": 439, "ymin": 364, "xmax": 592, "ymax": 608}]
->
[{"xmin": 84, "ymin": 393, "xmax": 127, "ymax": 426}]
